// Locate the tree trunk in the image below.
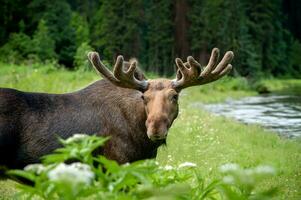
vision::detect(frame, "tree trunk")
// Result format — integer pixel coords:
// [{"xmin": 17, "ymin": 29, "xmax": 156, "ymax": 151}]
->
[{"xmin": 174, "ymin": 0, "xmax": 189, "ymax": 59}]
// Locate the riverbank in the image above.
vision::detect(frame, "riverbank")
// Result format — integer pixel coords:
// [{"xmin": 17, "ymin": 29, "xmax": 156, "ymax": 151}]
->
[
  {"xmin": 0, "ymin": 63, "xmax": 300, "ymax": 199},
  {"xmin": 158, "ymin": 85, "xmax": 301, "ymax": 199}
]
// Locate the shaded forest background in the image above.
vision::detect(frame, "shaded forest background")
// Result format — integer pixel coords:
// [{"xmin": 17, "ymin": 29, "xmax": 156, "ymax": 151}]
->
[{"xmin": 0, "ymin": 0, "xmax": 301, "ymax": 78}]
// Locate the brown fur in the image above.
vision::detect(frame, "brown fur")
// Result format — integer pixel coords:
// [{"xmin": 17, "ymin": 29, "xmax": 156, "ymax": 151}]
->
[
  {"xmin": 143, "ymin": 80, "xmax": 179, "ymax": 140},
  {"xmin": 0, "ymin": 80, "xmax": 166, "ymax": 168}
]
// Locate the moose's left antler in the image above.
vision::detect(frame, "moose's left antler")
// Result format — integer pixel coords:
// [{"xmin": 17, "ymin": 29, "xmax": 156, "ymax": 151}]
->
[{"xmin": 172, "ymin": 48, "xmax": 234, "ymax": 90}]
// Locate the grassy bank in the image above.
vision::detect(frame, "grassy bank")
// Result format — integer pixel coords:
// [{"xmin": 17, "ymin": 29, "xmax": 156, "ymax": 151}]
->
[
  {"xmin": 0, "ymin": 63, "xmax": 300, "ymax": 199},
  {"xmin": 158, "ymin": 86, "xmax": 301, "ymax": 199}
]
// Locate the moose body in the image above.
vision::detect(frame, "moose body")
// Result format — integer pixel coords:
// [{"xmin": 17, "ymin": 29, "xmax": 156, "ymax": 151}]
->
[
  {"xmin": 0, "ymin": 80, "xmax": 161, "ymax": 168},
  {"xmin": 0, "ymin": 48, "xmax": 234, "ymax": 168}
]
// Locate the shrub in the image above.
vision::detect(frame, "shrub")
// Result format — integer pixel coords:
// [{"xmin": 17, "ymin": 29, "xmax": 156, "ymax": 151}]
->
[
  {"xmin": 7, "ymin": 135, "xmax": 277, "ymax": 200},
  {"xmin": 0, "ymin": 33, "xmax": 33, "ymax": 64},
  {"xmin": 73, "ymin": 42, "xmax": 94, "ymax": 70}
]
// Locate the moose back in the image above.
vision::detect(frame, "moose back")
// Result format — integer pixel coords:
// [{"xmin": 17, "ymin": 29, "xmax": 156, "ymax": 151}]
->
[{"xmin": 0, "ymin": 48, "xmax": 233, "ymax": 168}]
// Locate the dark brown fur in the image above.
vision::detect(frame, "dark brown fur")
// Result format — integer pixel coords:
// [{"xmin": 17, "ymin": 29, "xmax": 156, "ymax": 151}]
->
[{"xmin": 0, "ymin": 80, "xmax": 163, "ymax": 168}]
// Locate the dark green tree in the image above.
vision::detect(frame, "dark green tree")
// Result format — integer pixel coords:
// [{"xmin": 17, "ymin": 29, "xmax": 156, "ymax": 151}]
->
[
  {"xmin": 70, "ymin": 12, "xmax": 90, "ymax": 47},
  {"xmin": 246, "ymin": 0, "xmax": 291, "ymax": 76},
  {"xmin": 91, "ymin": 0, "xmax": 143, "ymax": 61},
  {"xmin": 143, "ymin": 0, "xmax": 174, "ymax": 75},
  {"xmin": 42, "ymin": 0, "xmax": 77, "ymax": 67},
  {"xmin": 0, "ymin": 32, "xmax": 32, "ymax": 63},
  {"xmin": 32, "ymin": 19, "xmax": 57, "ymax": 61}
]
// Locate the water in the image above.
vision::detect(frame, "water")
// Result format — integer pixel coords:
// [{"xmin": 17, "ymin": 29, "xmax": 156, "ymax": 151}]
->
[{"xmin": 202, "ymin": 94, "xmax": 301, "ymax": 138}]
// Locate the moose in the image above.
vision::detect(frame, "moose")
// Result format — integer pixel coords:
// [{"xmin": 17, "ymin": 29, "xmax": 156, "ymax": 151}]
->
[{"xmin": 0, "ymin": 48, "xmax": 233, "ymax": 168}]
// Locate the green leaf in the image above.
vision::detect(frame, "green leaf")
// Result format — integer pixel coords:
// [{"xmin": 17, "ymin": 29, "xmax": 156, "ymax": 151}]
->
[{"xmin": 7, "ymin": 169, "xmax": 37, "ymax": 182}]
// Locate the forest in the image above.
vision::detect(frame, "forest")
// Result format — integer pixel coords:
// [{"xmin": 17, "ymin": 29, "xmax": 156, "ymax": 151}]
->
[
  {"xmin": 1, "ymin": 1, "xmax": 301, "ymax": 199},
  {"xmin": 1, "ymin": 0, "xmax": 301, "ymax": 78}
]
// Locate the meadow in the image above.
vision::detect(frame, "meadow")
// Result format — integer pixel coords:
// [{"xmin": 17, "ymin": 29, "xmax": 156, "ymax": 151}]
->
[{"xmin": 0, "ymin": 62, "xmax": 301, "ymax": 199}]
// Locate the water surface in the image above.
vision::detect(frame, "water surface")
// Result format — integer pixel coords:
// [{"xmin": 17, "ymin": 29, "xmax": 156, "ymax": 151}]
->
[{"xmin": 202, "ymin": 94, "xmax": 301, "ymax": 138}]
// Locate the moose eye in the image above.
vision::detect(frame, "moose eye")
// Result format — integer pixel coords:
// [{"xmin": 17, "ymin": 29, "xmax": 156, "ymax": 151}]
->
[
  {"xmin": 141, "ymin": 95, "xmax": 149, "ymax": 104},
  {"xmin": 171, "ymin": 94, "xmax": 178, "ymax": 102}
]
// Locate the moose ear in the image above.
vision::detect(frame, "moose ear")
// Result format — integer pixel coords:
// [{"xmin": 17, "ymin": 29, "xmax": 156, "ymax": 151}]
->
[{"xmin": 124, "ymin": 58, "xmax": 147, "ymax": 81}]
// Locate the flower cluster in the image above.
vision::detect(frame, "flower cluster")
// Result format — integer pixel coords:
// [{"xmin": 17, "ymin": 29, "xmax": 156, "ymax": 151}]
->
[
  {"xmin": 24, "ymin": 163, "xmax": 46, "ymax": 175},
  {"xmin": 48, "ymin": 162, "xmax": 94, "ymax": 185},
  {"xmin": 161, "ymin": 162, "xmax": 197, "ymax": 171},
  {"xmin": 219, "ymin": 163, "xmax": 276, "ymax": 186},
  {"xmin": 64, "ymin": 134, "xmax": 88, "ymax": 144}
]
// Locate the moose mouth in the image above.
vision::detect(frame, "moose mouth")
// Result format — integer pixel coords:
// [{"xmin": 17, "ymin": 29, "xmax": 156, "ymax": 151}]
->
[{"xmin": 147, "ymin": 130, "xmax": 168, "ymax": 142}]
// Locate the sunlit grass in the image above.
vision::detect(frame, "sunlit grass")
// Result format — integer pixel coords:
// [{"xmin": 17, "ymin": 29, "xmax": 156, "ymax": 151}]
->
[
  {"xmin": 257, "ymin": 78, "xmax": 301, "ymax": 94},
  {"xmin": 0, "ymin": 179, "xmax": 19, "ymax": 199},
  {"xmin": 157, "ymin": 90, "xmax": 301, "ymax": 199},
  {"xmin": 0, "ymin": 63, "xmax": 300, "ymax": 199},
  {"xmin": 0, "ymin": 62, "xmax": 99, "ymax": 93}
]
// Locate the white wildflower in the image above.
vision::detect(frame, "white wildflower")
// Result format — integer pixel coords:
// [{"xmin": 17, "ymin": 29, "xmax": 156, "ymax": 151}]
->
[
  {"xmin": 245, "ymin": 169, "xmax": 254, "ymax": 176},
  {"xmin": 65, "ymin": 134, "xmax": 88, "ymax": 144},
  {"xmin": 254, "ymin": 165, "xmax": 276, "ymax": 175},
  {"xmin": 24, "ymin": 164, "xmax": 46, "ymax": 174},
  {"xmin": 164, "ymin": 165, "xmax": 174, "ymax": 170},
  {"xmin": 219, "ymin": 163, "xmax": 240, "ymax": 173},
  {"xmin": 178, "ymin": 162, "xmax": 197, "ymax": 169},
  {"xmin": 223, "ymin": 175, "xmax": 235, "ymax": 184},
  {"xmin": 48, "ymin": 162, "xmax": 94, "ymax": 185}
]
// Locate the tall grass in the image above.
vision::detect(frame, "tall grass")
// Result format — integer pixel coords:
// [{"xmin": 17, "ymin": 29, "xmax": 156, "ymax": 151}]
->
[
  {"xmin": 0, "ymin": 63, "xmax": 300, "ymax": 199},
  {"xmin": 0, "ymin": 62, "xmax": 99, "ymax": 93}
]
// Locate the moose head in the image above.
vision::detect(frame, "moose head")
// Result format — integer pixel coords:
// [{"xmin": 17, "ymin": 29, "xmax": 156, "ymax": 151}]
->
[{"xmin": 88, "ymin": 48, "xmax": 234, "ymax": 142}]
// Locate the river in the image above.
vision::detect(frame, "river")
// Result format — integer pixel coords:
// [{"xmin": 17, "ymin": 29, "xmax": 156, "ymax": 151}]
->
[{"xmin": 202, "ymin": 94, "xmax": 301, "ymax": 138}]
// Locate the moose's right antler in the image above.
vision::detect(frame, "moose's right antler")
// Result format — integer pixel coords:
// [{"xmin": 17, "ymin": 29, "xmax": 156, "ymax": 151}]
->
[
  {"xmin": 172, "ymin": 48, "xmax": 234, "ymax": 91},
  {"xmin": 88, "ymin": 52, "xmax": 149, "ymax": 91}
]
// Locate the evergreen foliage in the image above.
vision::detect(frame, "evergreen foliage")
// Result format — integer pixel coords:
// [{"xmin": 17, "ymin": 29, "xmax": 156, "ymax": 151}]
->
[
  {"xmin": 42, "ymin": 0, "xmax": 77, "ymax": 67},
  {"xmin": 0, "ymin": 32, "xmax": 33, "ymax": 64},
  {"xmin": 143, "ymin": 0, "xmax": 174, "ymax": 75},
  {"xmin": 91, "ymin": 0, "xmax": 142, "ymax": 60},
  {"xmin": 73, "ymin": 42, "xmax": 94, "ymax": 70},
  {"xmin": 0, "ymin": 0, "xmax": 300, "ymax": 78},
  {"xmin": 32, "ymin": 20, "xmax": 57, "ymax": 61},
  {"xmin": 70, "ymin": 12, "xmax": 90, "ymax": 47}
]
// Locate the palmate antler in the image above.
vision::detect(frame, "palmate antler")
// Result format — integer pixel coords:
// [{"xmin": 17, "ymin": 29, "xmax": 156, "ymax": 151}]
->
[
  {"xmin": 172, "ymin": 48, "xmax": 234, "ymax": 90},
  {"xmin": 88, "ymin": 52, "xmax": 149, "ymax": 91}
]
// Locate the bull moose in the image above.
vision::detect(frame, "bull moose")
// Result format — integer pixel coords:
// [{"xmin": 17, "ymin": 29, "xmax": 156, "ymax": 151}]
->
[{"xmin": 0, "ymin": 48, "xmax": 233, "ymax": 168}]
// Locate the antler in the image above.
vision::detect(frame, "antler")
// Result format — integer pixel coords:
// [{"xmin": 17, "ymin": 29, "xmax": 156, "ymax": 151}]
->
[
  {"xmin": 88, "ymin": 52, "xmax": 149, "ymax": 91},
  {"xmin": 172, "ymin": 48, "xmax": 234, "ymax": 90}
]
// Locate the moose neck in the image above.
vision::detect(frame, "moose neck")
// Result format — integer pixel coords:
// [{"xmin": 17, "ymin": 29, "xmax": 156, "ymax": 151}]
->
[{"xmin": 81, "ymin": 79, "xmax": 165, "ymax": 163}]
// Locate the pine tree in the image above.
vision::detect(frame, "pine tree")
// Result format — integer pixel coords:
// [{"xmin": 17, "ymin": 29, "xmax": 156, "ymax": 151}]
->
[
  {"xmin": 246, "ymin": 0, "xmax": 290, "ymax": 76},
  {"xmin": 70, "ymin": 12, "xmax": 90, "ymax": 46},
  {"xmin": 42, "ymin": 0, "xmax": 77, "ymax": 67},
  {"xmin": 32, "ymin": 19, "xmax": 57, "ymax": 61},
  {"xmin": 73, "ymin": 42, "xmax": 94, "ymax": 70},
  {"xmin": 91, "ymin": 0, "xmax": 143, "ymax": 60},
  {"xmin": 143, "ymin": 0, "xmax": 174, "ymax": 75}
]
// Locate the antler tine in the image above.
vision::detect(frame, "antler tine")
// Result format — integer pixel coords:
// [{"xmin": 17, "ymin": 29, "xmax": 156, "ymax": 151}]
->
[
  {"xmin": 173, "ymin": 48, "xmax": 234, "ymax": 90},
  {"xmin": 113, "ymin": 55, "xmax": 125, "ymax": 79},
  {"xmin": 88, "ymin": 52, "xmax": 119, "ymax": 84},
  {"xmin": 88, "ymin": 52, "xmax": 148, "ymax": 91}
]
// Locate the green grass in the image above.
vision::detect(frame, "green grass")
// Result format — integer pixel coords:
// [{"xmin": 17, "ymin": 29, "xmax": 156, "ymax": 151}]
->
[
  {"xmin": 157, "ymin": 88, "xmax": 301, "ymax": 199},
  {"xmin": 0, "ymin": 62, "xmax": 301, "ymax": 199},
  {"xmin": 0, "ymin": 179, "xmax": 19, "ymax": 200},
  {"xmin": 258, "ymin": 78, "xmax": 301, "ymax": 94},
  {"xmin": 0, "ymin": 62, "xmax": 99, "ymax": 93}
]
